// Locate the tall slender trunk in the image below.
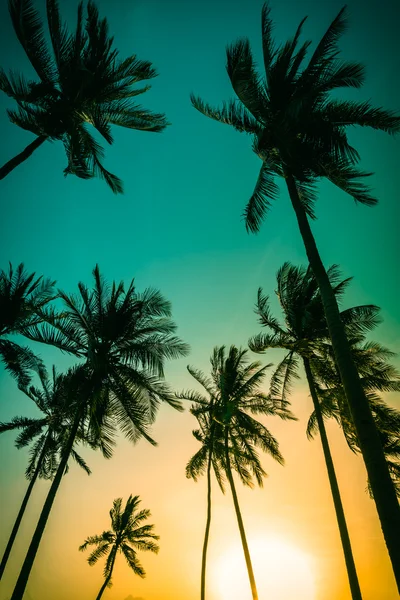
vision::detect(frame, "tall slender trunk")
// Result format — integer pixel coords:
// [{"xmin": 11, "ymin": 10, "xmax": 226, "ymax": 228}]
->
[
  {"xmin": 95, "ymin": 546, "xmax": 117, "ymax": 600},
  {"xmin": 0, "ymin": 136, "xmax": 47, "ymax": 180},
  {"xmin": 285, "ymin": 172, "xmax": 400, "ymax": 589},
  {"xmin": 303, "ymin": 358, "xmax": 363, "ymax": 600},
  {"xmin": 10, "ymin": 404, "xmax": 84, "ymax": 600},
  {"xmin": 200, "ymin": 448, "xmax": 213, "ymax": 600},
  {"xmin": 0, "ymin": 434, "xmax": 50, "ymax": 580},
  {"xmin": 224, "ymin": 428, "xmax": 258, "ymax": 600}
]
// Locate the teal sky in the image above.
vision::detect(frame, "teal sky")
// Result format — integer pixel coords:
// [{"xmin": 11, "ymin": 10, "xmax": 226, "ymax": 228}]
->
[{"xmin": 0, "ymin": 1, "xmax": 400, "ymax": 599}]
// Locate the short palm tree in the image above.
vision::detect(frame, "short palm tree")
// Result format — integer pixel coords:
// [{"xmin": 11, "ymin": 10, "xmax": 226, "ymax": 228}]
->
[
  {"xmin": 79, "ymin": 495, "xmax": 159, "ymax": 600},
  {"xmin": 0, "ymin": 262, "xmax": 55, "ymax": 387},
  {"xmin": 10, "ymin": 265, "xmax": 189, "ymax": 600},
  {"xmin": 191, "ymin": 4, "xmax": 400, "ymax": 577},
  {"xmin": 0, "ymin": 363, "xmax": 110, "ymax": 579},
  {"xmin": 249, "ymin": 262, "xmax": 400, "ymax": 600},
  {"xmin": 0, "ymin": 0, "xmax": 168, "ymax": 191},
  {"xmin": 179, "ymin": 346, "xmax": 295, "ymax": 600}
]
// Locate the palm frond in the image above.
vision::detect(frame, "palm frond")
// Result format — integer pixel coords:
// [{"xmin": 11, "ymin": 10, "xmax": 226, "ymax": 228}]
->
[
  {"xmin": 323, "ymin": 99, "xmax": 400, "ymax": 134},
  {"xmin": 191, "ymin": 95, "xmax": 261, "ymax": 133},
  {"xmin": 226, "ymin": 38, "xmax": 268, "ymax": 122},
  {"xmin": 8, "ymin": 0, "xmax": 56, "ymax": 82},
  {"xmin": 244, "ymin": 162, "xmax": 279, "ymax": 233},
  {"xmin": 321, "ymin": 158, "xmax": 377, "ymax": 206}
]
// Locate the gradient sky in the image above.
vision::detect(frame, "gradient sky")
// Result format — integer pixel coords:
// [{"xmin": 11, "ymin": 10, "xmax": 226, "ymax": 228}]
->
[{"xmin": 0, "ymin": 0, "xmax": 400, "ymax": 599}]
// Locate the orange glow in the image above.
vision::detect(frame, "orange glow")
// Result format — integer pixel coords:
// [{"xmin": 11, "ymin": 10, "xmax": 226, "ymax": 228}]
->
[{"xmin": 215, "ymin": 537, "xmax": 316, "ymax": 600}]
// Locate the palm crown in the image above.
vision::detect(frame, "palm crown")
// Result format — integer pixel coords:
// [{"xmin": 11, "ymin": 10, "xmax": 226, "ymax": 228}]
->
[
  {"xmin": 249, "ymin": 262, "xmax": 381, "ymax": 401},
  {"xmin": 1, "ymin": 0, "xmax": 168, "ymax": 192},
  {"xmin": 79, "ymin": 495, "xmax": 159, "ymax": 583},
  {"xmin": 180, "ymin": 346, "xmax": 295, "ymax": 487},
  {"xmin": 26, "ymin": 265, "xmax": 189, "ymax": 445},
  {"xmin": 191, "ymin": 4, "xmax": 400, "ymax": 232},
  {"xmin": 0, "ymin": 263, "xmax": 55, "ymax": 387}
]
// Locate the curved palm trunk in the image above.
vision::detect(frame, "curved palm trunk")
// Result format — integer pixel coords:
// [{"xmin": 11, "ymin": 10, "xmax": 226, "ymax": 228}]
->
[
  {"xmin": 303, "ymin": 358, "xmax": 363, "ymax": 600},
  {"xmin": 285, "ymin": 173, "xmax": 400, "ymax": 589},
  {"xmin": 0, "ymin": 435, "xmax": 50, "ymax": 580},
  {"xmin": 224, "ymin": 428, "xmax": 258, "ymax": 600},
  {"xmin": 0, "ymin": 136, "xmax": 47, "ymax": 180},
  {"xmin": 10, "ymin": 405, "xmax": 84, "ymax": 600},
  {"xmin": 200, "ymin": 448, "xmax": 213, "ymax": 600},
  {"xmin": 95, "ymin": 546, "xmax": 117, "ymax": 600}
]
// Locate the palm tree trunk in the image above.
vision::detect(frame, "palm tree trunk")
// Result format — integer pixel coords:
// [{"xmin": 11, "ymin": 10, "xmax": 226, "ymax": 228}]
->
[
  {"xmin": 285, "ymin": 172, "xmax": 400, "ymax": 589},
  {"xmin": 95, "ymin": 547, "xmax": 117, "ymax": 600},
  {"xmin": 0, "ymin": 435, "xmax": 50, "ymax": 580},
  {"xmin": 303, "ymin": 358, "xmax": 363, "ymax": 600},
  {"xmin": 10, "ymin": 405, "xmax": 84, "ymax": 600},
  {"xmin": 224, "ymin": 428, "xmax": 258, "ymax": 600},
  {"xmin": 200, "ymin": 449, "xmax": 213, "ymax": 600},
  {"xmin": 0, "ymin": 136, "xmax": 47, "ymax": 180}
]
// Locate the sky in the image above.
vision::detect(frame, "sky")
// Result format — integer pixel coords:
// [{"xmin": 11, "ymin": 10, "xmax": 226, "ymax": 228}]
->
[{"xmin": 0, "ymin": 0, "xmax": 400, "ymax": 599}]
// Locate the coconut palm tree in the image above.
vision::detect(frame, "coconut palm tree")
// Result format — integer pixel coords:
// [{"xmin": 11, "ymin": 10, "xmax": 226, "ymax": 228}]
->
[
  {"xmin": 191, "ymin": 4, "xmax": 400, "ymax": 578},
  {"xmin": 0, "ymin": 363, "xmax": 113, "ymax": 579},
  {"xmin": 0, "ymin": 0, "xmax": 168, "ymax": 191},
  {"xmin": 185, "ymin": 370, "xmax": 239, "ymax": 600},
  {"xmin": 79, "ymin": 495, "xmax": 159, "ymax": 600},
  {"xmin": 249, "ymin": 262, "xmax": 400, "ymax": 600},
  {"xmin": 0, "ymin": 263, "xmax": 55, "ymax": 387},
  {"xmin": 184, "ymin": 372, "xmax": 221, "ymax": 600},
  {"xmin": 10, "ymin": 265, "xmax": 189, "ymax": 600},
  {"xmin": 179, "ymin": 346, "xmax": 295, "ymax": 600}
]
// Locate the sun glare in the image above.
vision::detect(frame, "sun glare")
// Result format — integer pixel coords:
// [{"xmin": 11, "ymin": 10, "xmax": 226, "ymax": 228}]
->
[{"xmin": 215, "ymin": 537, "xmax": 316, "ymax": 600}]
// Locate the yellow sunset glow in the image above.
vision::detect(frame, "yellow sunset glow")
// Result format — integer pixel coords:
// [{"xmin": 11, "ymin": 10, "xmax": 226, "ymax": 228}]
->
[{"xmin": 216, "ymin": 537, "xmax": 316, "ymax": 600}]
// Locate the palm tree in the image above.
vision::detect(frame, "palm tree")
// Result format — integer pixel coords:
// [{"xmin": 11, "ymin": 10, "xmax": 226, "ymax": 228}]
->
[
  {"xmin": 79, "ymin": 495, "xmax": 159, "ymax": 600},
  {"xmin": 0, "ymin": 263, "xmax": 55, "ymax": 387},
  {"xmin": 10, "ymin": 265, "xmax": 189, "ymax": 600},
  {"xmin": 0, "ymin": 363, "xmax": 111, "ymax": 579},
  {"xmin": 0, "ymin": 0, "xmax": 168, "ymax": 192},
  {"xmin": 184, "ymin": 373, "xmax": 229, "ymax": 600},
  {"xmin": 179, "ymin": 346, "xmax": 295, "ymax": 600},
  {"xmin": 249, "ymin": 262, "xmax": 400, "ymax": 600},
  {"xmin": 191, "ymin": 4, "xmax": 400, "ymax": 579}
]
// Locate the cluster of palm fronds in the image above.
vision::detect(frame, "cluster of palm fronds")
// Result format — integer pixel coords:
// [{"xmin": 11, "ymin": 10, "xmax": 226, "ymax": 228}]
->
[{"xmin": 1, "ymin": 1, "xmax": 400, "ymax": 600}]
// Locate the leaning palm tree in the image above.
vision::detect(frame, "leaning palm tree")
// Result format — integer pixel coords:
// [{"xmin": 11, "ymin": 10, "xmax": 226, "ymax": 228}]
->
[
  {"xmin": 79, "ymin": 495, "xmax": 159, "ymax": 600},
  {"xmin": 191, "ymin": 4, "xmax": 400, "ymax": 578},
  {"xmin": 0, "ymin": 263, "xmax": 55, "ymax": 387},
  {"xmin": 0, "ymin": 0, "xmax": 168, "ymax": 191},
  {"xmin": 179, "ymin": 346, "xmax": 295, "ymax": 600},
  {"xmin": 10, "ymin": 265, "xmax": 189, "ymax": 600},
  {"xmin": 0, "ymin": 363, "xmax": 112, "ymax": 579},
  {"xmin": 249, "ymin": 262, "xmax": 400, "ymax": 600}
]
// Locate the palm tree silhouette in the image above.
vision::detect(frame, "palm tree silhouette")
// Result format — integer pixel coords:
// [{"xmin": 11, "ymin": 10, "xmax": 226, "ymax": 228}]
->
[
  {"xmin": 0, "ymin": 0, "xmax": 168, "ymax": 191},
  {"xmin": 80, "ymin": 495, "xmax": 159, "ymax": 600},
  {"xmin": 0, "ymin": 263, "xmax": 55, "ymax": 387},
  {"xmin": 179, "ymin": 346, "xmax": 295, "ymax": 600},
  {"xmin": 10, "ymin": 265, "xmax": 189, "ymax": 600},
  {"xmin": 0, "ymin": 363, "xmax": 111, "ymax": 579},
  {"xmin": 191, "ymin": 4, "xmax": 400, "ymax": 578},
  {"xmin": 185, "ymin": 374, "xmax": 233, "ymax": 600},
  {"xmin": 249, "ymin": 262, "xmax": 400, "ymax": 600}
]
